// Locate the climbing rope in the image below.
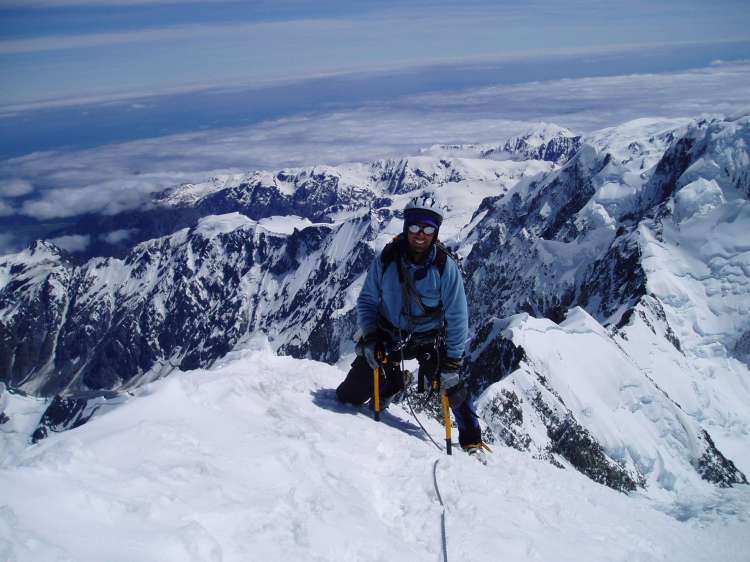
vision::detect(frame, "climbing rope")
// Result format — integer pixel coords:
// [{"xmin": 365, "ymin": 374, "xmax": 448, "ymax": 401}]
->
[
  {"xmin": 406, "ymin": 393, "xmax": 444, "ymax": 452},
  {"xmin": 402, "ymin": 384, "xmax": 449, "ymax": 562},
  {"xmin": 433, "ymin": 458, "xmax": 448, "ymax": 562}
]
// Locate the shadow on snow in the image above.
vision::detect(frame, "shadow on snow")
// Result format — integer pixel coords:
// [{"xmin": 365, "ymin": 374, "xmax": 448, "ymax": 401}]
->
[{"xmin": 310, "ymin": 388, "xmax": 429, "ymax": 443}]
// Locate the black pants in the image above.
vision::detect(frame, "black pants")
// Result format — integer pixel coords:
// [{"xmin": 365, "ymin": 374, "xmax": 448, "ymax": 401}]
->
[{"xmin": 336, "ymin": 338, "xmax": 482, "ymax": 448}]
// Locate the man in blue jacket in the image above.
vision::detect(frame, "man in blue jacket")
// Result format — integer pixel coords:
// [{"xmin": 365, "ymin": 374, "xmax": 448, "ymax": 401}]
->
[{"xmin": 336, "ymin": 194, "xmax": 485, "ymax": 458}]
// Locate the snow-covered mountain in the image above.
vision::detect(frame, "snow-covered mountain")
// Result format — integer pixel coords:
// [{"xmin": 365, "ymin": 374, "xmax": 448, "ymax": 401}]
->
[
  {"xmin": 460, "ymin": 115, "xmax": 750, "ymax": 490},
  {"xmin": 1, "ymin": 155, "xmax": 548, "ymax": 397},
  {"xmin": 44, "ymin": 156, "xmax": 538, "ymax": 260},
  {"xmin": 1, "ymin": 116, "xmax": 749, "ymax": 498},
  {"xmin": 421, "ymin": 124, "xmax": 581, "ymax": 165},
  {"xmin": 482, "ymin": 123, "xmax": 582, "ymax": 163}
]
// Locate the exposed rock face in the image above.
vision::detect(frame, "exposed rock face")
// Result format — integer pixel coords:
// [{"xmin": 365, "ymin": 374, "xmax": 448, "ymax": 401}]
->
[
  {"xmin": 0, "ymin": 382, "xmax": 8, "ymax": 425},
  {"xmin": 1, "ymin": 214, "xmax": 375, "ymax": 396},
  {"xmin": 0, "ymin": 241, "xmax": 74, "ymax": 390},
  {"xmin": 734, "ymin": 330, "xmax": 750, "ymax": 367},
  {"xmin": 694, "ymin": 430, "xmax": 748, "ymax": 487},
  {"xmin": 31, "ymin": 395, "xmax": 90, "ymax": 443},
  {"xmin": 465, "ymin": 319, "xmax": 527, "ymax": 393}
]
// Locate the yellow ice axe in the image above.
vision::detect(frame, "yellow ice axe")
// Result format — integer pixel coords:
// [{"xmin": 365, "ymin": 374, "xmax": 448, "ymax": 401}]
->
[
  {"xmin": 373, "ymin": 366, "xmax": 381, "ymax": 422},
  {"xmin": 442, "ymin": 392, "xmax": 452, "ymax": 455},
  {"xmin": 373, "ymin": 352, "xmax": 387, "ymax": 422}
]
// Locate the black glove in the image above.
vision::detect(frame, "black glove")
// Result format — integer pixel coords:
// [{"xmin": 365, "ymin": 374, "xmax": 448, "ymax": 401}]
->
[
  {"xmin": 440, "ymin": 357, "xmax": 462, "ymax": 389},
  {"xmin": 440, "ymin": 357, "xmax": 467, "ymax": 408},
  {"xmin": 355, "ymin": 333, "xmax": 383, "ymax": 370}
]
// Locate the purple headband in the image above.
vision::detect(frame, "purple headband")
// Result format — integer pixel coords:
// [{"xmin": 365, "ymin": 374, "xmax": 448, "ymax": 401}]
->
[{"xmin": 404, "ymin": 211, "xmax": 440, "ymax": 229}]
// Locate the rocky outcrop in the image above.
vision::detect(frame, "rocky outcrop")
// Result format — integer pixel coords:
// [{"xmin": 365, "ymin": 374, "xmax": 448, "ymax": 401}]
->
[
  {"xmin": 1, "ymin": 214, "xmax": 375, "ymax": 397},
  {"xmin": 31, "ymin": 395, "xmax": 91, "ymax": 443}
]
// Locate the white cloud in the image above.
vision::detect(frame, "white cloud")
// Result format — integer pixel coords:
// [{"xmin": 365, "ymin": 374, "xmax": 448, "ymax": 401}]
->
[
  {"xmin": 47, "ymin": 234, "xmax": 91, "ymax": 252},
  {"xmin": 3, "ymin": 61, "xmax": 750, "ymax": 222},
  {"xmin": 18, "ymin": 175, "xmax": 186, "ymax": 219},
  {"xmin": 3, "ymin": 39, "xmax": 748, "ymax": 115},
  {"xmin": 0, "ymin": 19, "xmax": 347, "ymax": 55},
  {"xmin": 0, "ymin": 0, "xmax": 210, "ymax": 7},
  {"xmin": 101, "ymin": 228, "xmax": 138, "ymax": 244},
  {"xmin": 0, "ymin": 179, "xmax": 34, "ymax": 197},
  {"xmin": 0, "ymin": 200, "xmax": 15, "ymax": 216}
]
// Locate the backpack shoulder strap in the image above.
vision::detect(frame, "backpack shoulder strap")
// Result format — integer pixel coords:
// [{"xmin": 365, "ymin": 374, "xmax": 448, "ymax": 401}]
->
[
  {"xmin": 434, "ymin": 244, "xmax": 447, "ymax": 276},
  {"xmin": 380, "ymin": 234, "xmax": 404, "ymax": 278},
  {"xmin": 434, "ymin": 240, "xmax": 464, "ymax": 277}
]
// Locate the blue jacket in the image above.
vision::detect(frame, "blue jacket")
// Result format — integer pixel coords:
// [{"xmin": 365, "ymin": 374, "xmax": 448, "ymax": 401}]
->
[{"xmin": 357, "ymin": 239, "xmax": 469, "ymax": 359}]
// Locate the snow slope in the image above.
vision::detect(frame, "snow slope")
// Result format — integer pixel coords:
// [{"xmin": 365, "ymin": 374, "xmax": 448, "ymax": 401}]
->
[
  {"xmin": 1, "ymin": 340, "xmax": 748, "ymax": 562},
  {"xmin": 473, "ymin": 309, "xmax": 745, "ymax": 495},
  {"xmin": 615, "ymin": 117, "xmax": 750, "ymax": 471}
]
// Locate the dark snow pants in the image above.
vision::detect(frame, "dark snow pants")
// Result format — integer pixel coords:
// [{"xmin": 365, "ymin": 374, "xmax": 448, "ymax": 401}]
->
[{"xmin": 336, "ymin": 338, "xmax": 482, "ymax": 448}]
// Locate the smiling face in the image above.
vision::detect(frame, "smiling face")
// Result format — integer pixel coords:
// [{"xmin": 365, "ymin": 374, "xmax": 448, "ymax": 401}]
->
[{"xmin": 406, "ymin": 223, "xmax": 436, "ymax": 261}]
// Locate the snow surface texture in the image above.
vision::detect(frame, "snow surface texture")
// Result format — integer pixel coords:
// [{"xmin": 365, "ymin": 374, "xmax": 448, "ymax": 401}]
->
[
  {"xmin": 1, "ymin": 340, "xmax": 749, "ymax": 562},
  {"xmin": 616, "ymin": 117, "xmax": 750, "ymax": 473}
]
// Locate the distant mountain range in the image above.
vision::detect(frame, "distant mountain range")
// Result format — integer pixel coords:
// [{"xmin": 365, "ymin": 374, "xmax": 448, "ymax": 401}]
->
[{"xmin": 2, "ymin": 117, "xmax": 748, "ymax": 492}]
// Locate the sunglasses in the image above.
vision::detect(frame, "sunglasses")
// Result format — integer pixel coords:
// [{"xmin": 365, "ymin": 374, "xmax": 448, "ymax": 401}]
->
[{"xmin": 407, "ymin": 224, "xmax": 436, "ymax": 235}]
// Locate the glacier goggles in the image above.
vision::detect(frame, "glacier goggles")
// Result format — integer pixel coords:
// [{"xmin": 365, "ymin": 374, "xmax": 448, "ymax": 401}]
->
[{"xmin": 407, "ymin": 223, "xmax": 437, "ymax": 235}]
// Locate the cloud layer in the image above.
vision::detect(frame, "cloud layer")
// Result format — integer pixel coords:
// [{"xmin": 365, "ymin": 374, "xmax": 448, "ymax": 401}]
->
[
  {"xmin": 0, "ymin": 179, "xmax": 33, "ymax": 197},
  {"xmin": 1, "ymin": 60, "xmax": 749, "ymax": 254}
]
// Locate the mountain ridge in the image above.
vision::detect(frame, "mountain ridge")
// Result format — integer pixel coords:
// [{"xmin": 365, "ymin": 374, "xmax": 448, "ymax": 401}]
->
[{"xmin": 2, "ymin": 115, "xmax": 749, "ymax": 493}]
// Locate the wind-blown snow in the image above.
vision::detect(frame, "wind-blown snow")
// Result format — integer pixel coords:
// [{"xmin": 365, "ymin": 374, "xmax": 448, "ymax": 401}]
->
[
  {"xmin": 194, "ymin": 213, "xmax": 255, "ymax": 237},
  {"xmin": 258, "ymin": 215, "xmax": 315, "ymax": 235},
  {"xmin": 1, "ymin": 341, "xmax": 748, "ymax": 562}
]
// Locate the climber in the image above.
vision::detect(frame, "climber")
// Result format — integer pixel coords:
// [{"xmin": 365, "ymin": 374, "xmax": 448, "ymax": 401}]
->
[{"xmin": 336, "ymin": 194, "xmax": 488, "ymax": 459}]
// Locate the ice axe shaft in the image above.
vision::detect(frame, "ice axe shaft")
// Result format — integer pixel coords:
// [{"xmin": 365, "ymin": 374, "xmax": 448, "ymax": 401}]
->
[
  {"xmin": 442, "ymin": 392, "xmax": 452, "ymax": 455},
  {"xmin": 373, "ymin": 366, "xmax": 381, "ymax": 421},
  {"xmin": 373, "ymin": 351, "xmax": 387, "ymax": 422}
]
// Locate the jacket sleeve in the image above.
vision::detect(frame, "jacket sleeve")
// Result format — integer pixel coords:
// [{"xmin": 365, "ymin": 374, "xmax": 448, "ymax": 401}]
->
[
  {"xmin": 357, "ymin": 254, "xmax": 383, "ymax": 336},
  {"xmin": 440, "ymin": 259, "xmax": 469, "ymax": 359}
]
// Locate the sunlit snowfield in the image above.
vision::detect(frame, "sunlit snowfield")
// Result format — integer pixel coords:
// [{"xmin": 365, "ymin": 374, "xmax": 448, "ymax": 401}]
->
[{"xmin": 2, "ymin": 340, "xmax": 749, "ymax": 562}]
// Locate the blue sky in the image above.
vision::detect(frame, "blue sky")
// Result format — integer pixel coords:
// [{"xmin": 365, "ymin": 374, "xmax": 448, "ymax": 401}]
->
[
  {"xmin": 2, "ymin": 0, "xmax": 749, "ymax": 107},
  {"xmin": 1, "ymin": 0, "xmax": 750, "ymax": 254}
]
